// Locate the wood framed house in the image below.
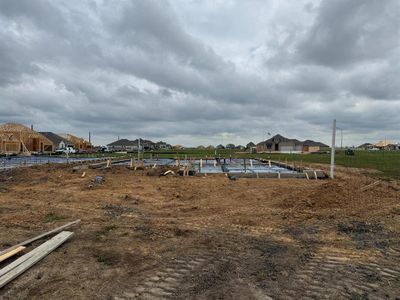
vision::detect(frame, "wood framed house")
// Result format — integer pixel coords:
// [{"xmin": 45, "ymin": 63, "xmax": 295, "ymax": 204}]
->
[{"xmin": 0, "ymin": 123, "xmax": 54, "ymax": 155}]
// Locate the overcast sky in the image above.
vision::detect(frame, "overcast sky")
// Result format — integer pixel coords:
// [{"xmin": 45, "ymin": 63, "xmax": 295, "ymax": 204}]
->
[{"xmin": 0, "ymin": 0, "xmax": 399, "ymax": 146}]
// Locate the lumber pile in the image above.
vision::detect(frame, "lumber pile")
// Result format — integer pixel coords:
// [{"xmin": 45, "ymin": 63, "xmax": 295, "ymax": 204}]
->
[{"xmin": 0, "ymin": 220, "xmax": 80, "ymax": 289}]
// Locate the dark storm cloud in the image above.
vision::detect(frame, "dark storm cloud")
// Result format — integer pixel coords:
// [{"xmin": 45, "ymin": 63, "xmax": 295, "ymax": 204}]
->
[
  {"xmin": 297, "ymin": 0, "xmax": 400, "ymax": 67},
  {"xmin": 0, "ymin": 0, "xmax": 398, "ymax": 146}
]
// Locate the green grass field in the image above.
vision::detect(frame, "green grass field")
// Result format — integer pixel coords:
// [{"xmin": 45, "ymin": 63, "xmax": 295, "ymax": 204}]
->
[
  {"xmin": 148, "ymin": 149, "xmax": 400, "ymax": 179},
  {"xmin": 69, "ymin": 149, "xmax": 400, "ymax": 179}
]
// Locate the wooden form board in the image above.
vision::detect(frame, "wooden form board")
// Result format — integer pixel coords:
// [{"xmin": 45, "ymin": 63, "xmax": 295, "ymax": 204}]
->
[
  {"xmin": 0, "ymin": 219, "xmax": 80, "ymax": 257},
  {"xmin": 0, "ymin": 246, "xmax": 26, "ymax": 263},
  {"xmin": 0, "ymin": 231, "xmax": 74, "ymax": 288}
]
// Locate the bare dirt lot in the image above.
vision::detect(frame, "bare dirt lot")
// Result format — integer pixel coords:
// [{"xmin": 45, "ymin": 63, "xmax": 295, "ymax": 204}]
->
[{"xmin": 0, "ymin": 164, "xmax": 399, "ymax": 299}]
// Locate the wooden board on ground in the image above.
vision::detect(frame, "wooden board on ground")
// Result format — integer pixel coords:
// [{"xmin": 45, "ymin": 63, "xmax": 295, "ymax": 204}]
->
[
  {"xmin": 0, "ymin": 246, "xmax": 26, "ymax": 263},
  {"xmin": 0, "ymin": 231, "xmax": 74, "ymax": 288},
  {"xmin": 0, "ymin": 219, "xmax": 80, "ymax": 257}
]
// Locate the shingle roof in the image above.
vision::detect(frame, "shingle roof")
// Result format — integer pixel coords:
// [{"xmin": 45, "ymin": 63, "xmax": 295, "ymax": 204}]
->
[
  {"xmin": 40, "ymin": 132, "xmax": 73, "ymax": 146},
  {"xmin": 107, "ymin": 139, "xmax": 138, "ymax": 147},
  {"xmin": 257, "ymin": 134, "xmax": 328, "ymax": 147}
]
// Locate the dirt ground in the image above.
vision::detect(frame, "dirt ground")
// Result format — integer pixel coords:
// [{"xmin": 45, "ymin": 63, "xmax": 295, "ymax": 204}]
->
[{"xmin": 0, "ymin": 163, "xmax": 399, "ymax": 299}]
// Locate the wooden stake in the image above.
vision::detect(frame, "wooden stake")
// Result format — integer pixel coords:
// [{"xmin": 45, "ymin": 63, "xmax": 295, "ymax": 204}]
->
[{"xmin": 130, "ymin": 158, "xmax": 134, "ymax": 168}]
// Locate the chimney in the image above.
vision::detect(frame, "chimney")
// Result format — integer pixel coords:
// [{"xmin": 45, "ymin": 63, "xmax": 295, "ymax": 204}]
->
[{"xmin": 31, "ymin": 124, "xmax": 33, "ymax": 130}]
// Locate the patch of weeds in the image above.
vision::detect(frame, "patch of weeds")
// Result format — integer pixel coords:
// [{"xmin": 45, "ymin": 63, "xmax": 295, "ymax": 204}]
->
[
  {"xmin": 94, "ymin": 224, "xmax": 117, "ymax": 241},
  {"xmin": 94, "ymin": 250, "xmax": 119, "ymax": 266},
  {"xmin": 173, "ymin": 227, "xmax": 191, "ymax": 237},
  {"xmin": 43, "ymin": 213, "xmax": 65, "ymax": 223},
  {"xmin": 102, "ymin": 203, "xmax": 133, "ymax": 217}
]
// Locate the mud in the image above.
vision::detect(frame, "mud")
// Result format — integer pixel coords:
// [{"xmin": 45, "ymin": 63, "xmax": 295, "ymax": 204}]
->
[{"xmin": 0, "ymin": 164, "xmax": 399, "ymax": 299}]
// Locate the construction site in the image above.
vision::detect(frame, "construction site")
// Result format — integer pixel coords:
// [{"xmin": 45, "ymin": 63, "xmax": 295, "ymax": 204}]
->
[
  {"xmin": 0, "ymin": 156, "xmax": 399, "ymax": 299},
  {"xmin": 1, "ymin": 0, "xmax": 398, "ymax": 298}
]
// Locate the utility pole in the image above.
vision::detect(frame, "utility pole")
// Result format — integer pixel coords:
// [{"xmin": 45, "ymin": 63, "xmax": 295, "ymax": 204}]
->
[{"xmin": 330, "ymin": 119, "xmax": 336, "ymax": 179}]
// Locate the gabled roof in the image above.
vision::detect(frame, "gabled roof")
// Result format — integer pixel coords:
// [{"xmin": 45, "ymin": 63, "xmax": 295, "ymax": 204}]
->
[
  {"xmin": 0, "ymin": 123, "xmax": 53, "ymax": 144},
  {"xmin": 40, "ymin": 132, "xmax": 73, "ymax": 146},
  {"xmin": 131, "ymin": 138, "xmax": 154, "ymax": 145},
  {"xmin": 358, "ymin": 143, "xmax": 373, "ymax": 148},
  {"xmin": 107, "ymin": 139, "xmax": 137, "ymax": 147},
  {"xmin": 303, "ymin": 140, "xmax": 329, "ymax": 147},
  {"xmin": 247, "ymin": 142, "xmax": 256, "ymax": 147},
  {"xmin": 375, "ymin": 140, "xmax": 395, "ymax": 147},
  {"xmin": 0, "ymin": 133, "xmax": 20, "ymax": 142},
  {"xmin": 257, "ymin": 134, "xmax": 328, "ymax": 147},
  {"xmin": 59, "ymin": 134, "xmax": 91, "ymax": 145}
]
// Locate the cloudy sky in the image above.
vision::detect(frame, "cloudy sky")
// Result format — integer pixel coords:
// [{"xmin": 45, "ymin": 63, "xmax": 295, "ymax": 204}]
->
[{"xmin": 0, "ymin": 0, "xmax": 399, "ymax": 146}]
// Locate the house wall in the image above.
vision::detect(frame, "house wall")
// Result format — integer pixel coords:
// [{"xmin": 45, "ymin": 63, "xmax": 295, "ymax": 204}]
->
[
  {"xmin": 305, "ymin": 146, "xmax": 320, "ymax": 153},
  {"xmin": 1, "ymin": 141, "xmax": 21, "ymax": 154},
  {"xmin": 280, "ymin": 145, "xmax": 295, "ymax": 152}
]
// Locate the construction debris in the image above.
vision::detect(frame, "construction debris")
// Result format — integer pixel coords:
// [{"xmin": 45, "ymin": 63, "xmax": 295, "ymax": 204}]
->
[
  {"xmin": 163, "ymin": 170, "xmax": 175, "ymax": 176},
  {"xmin": 360, "ymin": 180, "xmax": 380, "ymax": 191},
  {"xmin": 0, "ymin": 246, "xmax": 26, "ymax": 263},
  {"xmin": 94, "ymin": 176, "xmax": 104, "ymax": 184},
  {"xmin": 0, "ymin": 231, "xmax": 74, "ymax": 288},
  {"xmin": 0, "ymin": 219, "xmax": 80, "ymax": 258}
]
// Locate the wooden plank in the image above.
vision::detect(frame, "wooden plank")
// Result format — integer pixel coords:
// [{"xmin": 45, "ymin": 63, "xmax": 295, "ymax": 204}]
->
[
  {"xmin": 0, "ymin": 231, "xmax": 74, "ymax": 288},
  {"xmin": 0, "ymin": 246, "xmax": 26, "ymax": 263},
  {"xmin": 360, "ymin": 181, "xmax": 380, "ymax": 191},
  {"xmin": 0, "ymin": 219, "xmax": 80, "ymax": 257}
]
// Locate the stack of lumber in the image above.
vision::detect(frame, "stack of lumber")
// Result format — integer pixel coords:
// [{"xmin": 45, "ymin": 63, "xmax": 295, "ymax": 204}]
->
[{"xmin": 0, "ymin": 219, "xmax": 80, "ymax": 289}]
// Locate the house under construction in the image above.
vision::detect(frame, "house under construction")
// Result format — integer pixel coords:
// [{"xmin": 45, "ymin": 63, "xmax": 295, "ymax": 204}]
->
[
  {"xmin": 0, "ymin": 123, "xmax": 54, "ymax": 155},
  {"xmin": 59, "ymin": 134, "xmax": 92, "ymax": 152}
]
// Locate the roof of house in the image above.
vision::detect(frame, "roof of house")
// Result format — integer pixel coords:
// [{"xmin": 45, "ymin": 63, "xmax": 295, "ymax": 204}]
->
[
  {"xmin": 303, "ymin": 140, "xmax": 329, "ymax": 147},
  {"xmin": 39, "ymin": 132, "xmax": 73, "ymax": 146},
  {"xmin": 247, "ymin": 142, "xmax": 256, "ymax": 147},
  {"xmin": 257, "ymin": 134, "xmax": 328, "ymax": 147},
  {"xmin": 131, "ymin": 138, "xmax": 154, "ymax": 145},
  {"xmin": 358, "ymin": 143, "xmax": 373, "ymax": 148},
  {"xmin": 375, "ymin": 140, "xmax": 395, "ymax": 147},
  {"xmin": 107, "ymin": 139, "xmax": 138, "ymax": 147},
  {"xmin": 257, "ymin": 134, "xmax": 293, "ymax": 146},
  {"xmin": 0, "ymin": 123, "xmax": 53, "ymax": 144},
  {"xmin": 0, "ymin": 132, "xmax": 20, "ymax": 142},
  {"xmin": 59, "ymin": 134, "xmax": 91, "ymax": 145}
]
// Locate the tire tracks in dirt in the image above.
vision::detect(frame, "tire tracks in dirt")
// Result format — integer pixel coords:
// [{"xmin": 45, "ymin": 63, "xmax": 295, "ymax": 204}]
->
[
  {"xmin": 114, "ymin": 222, "xmax": 400, "ymax": 300},
  {"xmin": 278, "ymin": 246, "xmax": 400, "ymax": 299}
]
